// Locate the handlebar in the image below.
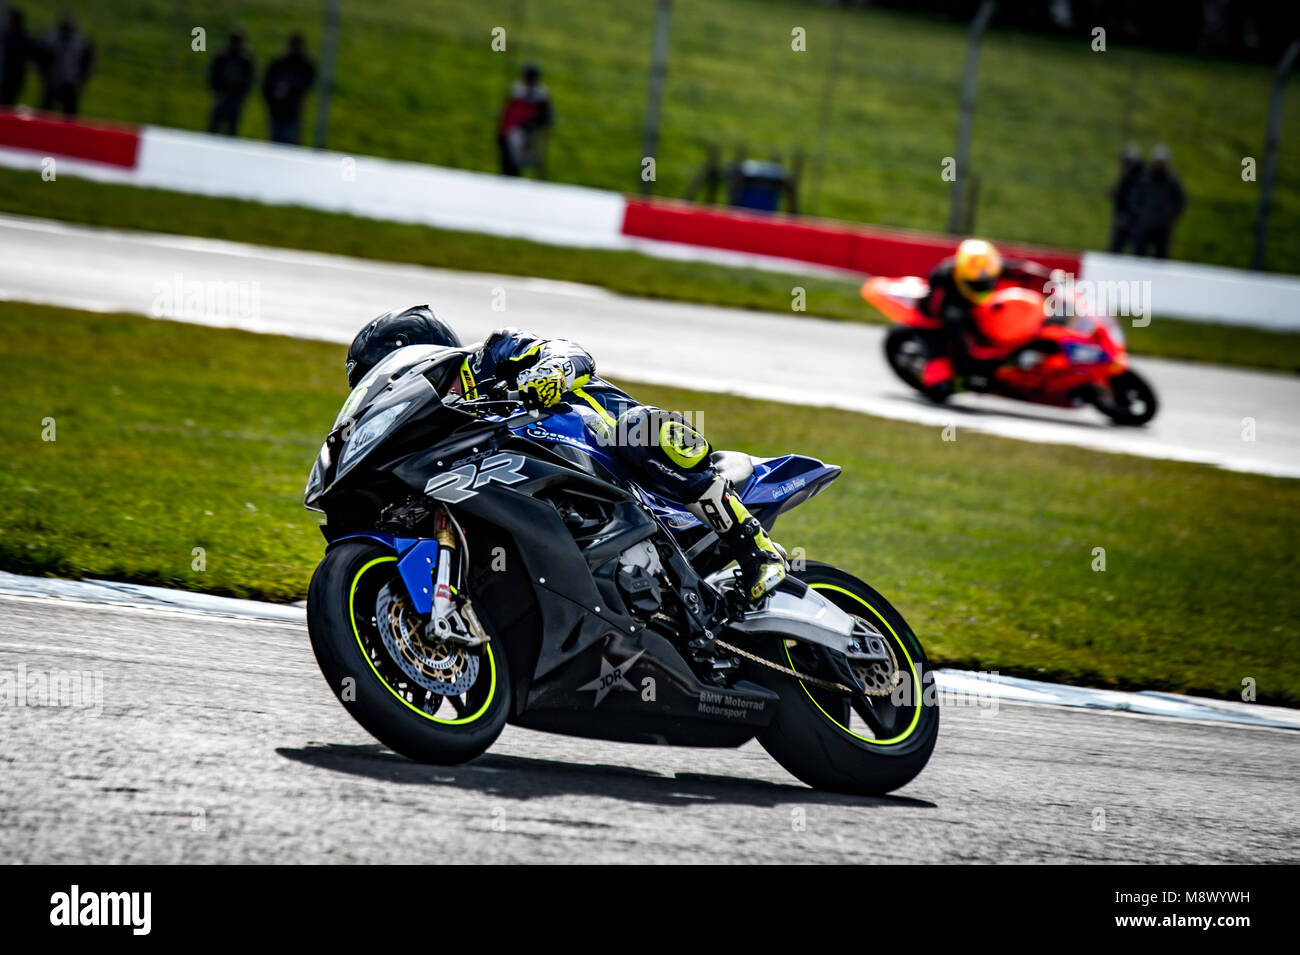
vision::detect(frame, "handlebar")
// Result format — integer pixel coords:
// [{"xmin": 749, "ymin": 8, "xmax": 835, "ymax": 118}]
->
[{"xmin": 453, "ymin": 389, "xmax": 546, "ymax": 425}]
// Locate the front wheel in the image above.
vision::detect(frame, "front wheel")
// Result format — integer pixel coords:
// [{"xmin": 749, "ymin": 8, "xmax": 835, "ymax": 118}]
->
[
  {"xmin": 752, "ymin": 563, "xmax": 939, "ymax": 795},
  {"xmin": 1097, "ymin": 369, "xmax": 1158, "ymax": 426},
  {"xmin": 884, "ymin": 326, "xmax": 950, "ymax": 402},
  {"xmin": 306, "ymin": 540, "xmax": 511, "ymax": 764}
]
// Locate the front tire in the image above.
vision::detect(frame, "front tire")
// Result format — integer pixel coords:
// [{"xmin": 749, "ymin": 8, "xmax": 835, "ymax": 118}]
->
[
  {"xmin": 306, "ymin": 540, "xmax": 511, "ymax": 764},
  {"xmin": 885, "ymin": 327, "xmax": 950, "ymax": 403},
  {"xmin": 753, "ymin": 563, "xmax": 939, "ymax": 795}
]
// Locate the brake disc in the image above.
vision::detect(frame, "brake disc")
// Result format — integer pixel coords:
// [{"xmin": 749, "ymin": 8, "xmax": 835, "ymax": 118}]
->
[{"xmin": 375, "ymin": 583, "xmax": 479, "ymax": 696}]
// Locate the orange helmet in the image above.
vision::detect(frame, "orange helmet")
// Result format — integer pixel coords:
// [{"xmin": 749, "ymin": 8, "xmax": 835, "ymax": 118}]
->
[{"xmin": 953, "ymin": 238, "xmax": 1003, "ymax": 304}]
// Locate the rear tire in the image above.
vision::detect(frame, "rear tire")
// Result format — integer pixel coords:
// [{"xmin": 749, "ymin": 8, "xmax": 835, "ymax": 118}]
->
[
  {"xmin": 753, "ymin": 563, "xmax": 939, "ymax": 795},
  {"xmin": 307, "ymin": 540, "xmax": 510, "ymax": 765},
  {"xmin": 1098, "ymin": 370, "xmax": 1158, "ymax": 426}
]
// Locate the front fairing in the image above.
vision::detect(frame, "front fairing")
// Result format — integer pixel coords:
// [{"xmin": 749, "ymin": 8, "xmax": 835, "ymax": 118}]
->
[{"xmin": 305, "ymin": 345, "xmax": 472, "ymax": 510}]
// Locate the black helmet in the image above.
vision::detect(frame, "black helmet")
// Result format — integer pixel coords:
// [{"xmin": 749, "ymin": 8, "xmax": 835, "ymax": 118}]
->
[{"xmin": 345, "ymin": 306, "xmax": 461, "ymax": 388}]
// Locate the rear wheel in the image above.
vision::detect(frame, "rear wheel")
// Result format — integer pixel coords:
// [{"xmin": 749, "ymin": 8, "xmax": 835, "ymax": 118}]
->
[
  {"xmin": 1097, "ymin": 370, "xmax": 1158, "ymax": 426},
  {"xmin": 753, "ymin": 563, "xmax": 939, "ymax": 795},
  {"xmin": 306, "ymin": 540, "xmax": 510, "ymax": 764}
]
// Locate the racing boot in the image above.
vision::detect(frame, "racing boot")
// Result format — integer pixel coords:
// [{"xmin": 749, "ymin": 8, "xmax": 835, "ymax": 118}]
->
[{"xmin": 687, "ymin": 475, "xmax": 787, "ymax": 605}]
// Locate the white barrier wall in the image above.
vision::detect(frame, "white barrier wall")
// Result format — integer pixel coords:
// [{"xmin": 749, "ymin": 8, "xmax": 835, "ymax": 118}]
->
[
  {"xmin": 136, "ymin": 127, "xmax": 628, "ymax": 249},
  {"xmin": 1080, "ymin": 252, "xmax": 1300, "ymax": 331}
]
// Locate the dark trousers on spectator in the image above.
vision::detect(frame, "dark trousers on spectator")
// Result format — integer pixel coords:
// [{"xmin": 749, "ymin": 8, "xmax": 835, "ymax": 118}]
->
[
  {"xmin": 1133, "ymin": 226, "xmax": 1173, "ymax": 259},
  {"xmin": 497, "ymin": 132, "xmax": 521, "ymax": 176},
  {"xmin": 269, "ymin": 118, "xmax": 302, "ymax": 145},
  {"xmin": 41, "ymin": 82, "xmax": 81, "ymax": 116},
  {"xmin": 1108, "ymin": 222, "xmax": 1134, "ymax": 254},
  {"xmin": 209, "ymin": 98, "xmax": 246, "ymax": 136}
]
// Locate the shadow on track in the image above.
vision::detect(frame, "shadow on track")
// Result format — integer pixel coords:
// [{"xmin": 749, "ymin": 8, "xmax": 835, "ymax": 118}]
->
[{"xmin": 277, "ymin": 742, "xmax": 936, "ymax": 810}]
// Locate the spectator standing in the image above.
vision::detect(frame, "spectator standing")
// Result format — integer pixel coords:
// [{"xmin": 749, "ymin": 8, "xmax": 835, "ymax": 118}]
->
[
  {"xmin": 262, "ymin": 33, "xmax": 315, "ymax": 145},
  {"xmin": 39, "ymin": 13, "xmax": 94, "ymax": 116},
  {"xmin": 496, "ymin": 63, "xmax": 553, "ymax": 177},
  {"xmin": 208, "ymin": 28, "xmax": 254, "ymax": 136},
  {"xmin": 1105, "ymin": 143, "xmax": 1144, "ymax": 253},
  {"xmin": 1130, "ymin": 145, "xmax": 1186, "ymax": 259},
  {"xmin": 1, "ymin": 8, "xmax": 33, "ymax": 106}
]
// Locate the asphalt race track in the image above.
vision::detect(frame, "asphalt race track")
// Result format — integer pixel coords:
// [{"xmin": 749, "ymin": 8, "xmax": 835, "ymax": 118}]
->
[
  {"xmin": 2, "ymin": 213, "xmax": 1298, "ymax": 478},
  {"xmin": 2, "ymin": 593, "xmax": 1297, "ymax": 864}
]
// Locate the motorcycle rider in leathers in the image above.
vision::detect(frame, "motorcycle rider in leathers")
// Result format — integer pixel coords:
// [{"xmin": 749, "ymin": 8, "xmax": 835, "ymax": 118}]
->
[
  {"xmin": 344, "ymin": 306, "xmax": 788, "ymax": 604},
  {"xmin": 919, "ymin": 238, "xmax": 1053, "ymax": 395}
]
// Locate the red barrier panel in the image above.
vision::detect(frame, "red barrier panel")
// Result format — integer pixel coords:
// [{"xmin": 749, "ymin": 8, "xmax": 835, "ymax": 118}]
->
[
  {"xmin": 0, "ymin": 110, "xmax": 140, "ymax": 168},
  {"xmin": 622, "ymin": 198, "xmax": 1081, "ymax": 277}
]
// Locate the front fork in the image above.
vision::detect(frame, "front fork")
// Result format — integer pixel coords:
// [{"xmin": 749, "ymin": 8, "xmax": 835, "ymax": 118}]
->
[
  {"xmin": 430, "ymin": 509, "xmax": 458, "ymax": 634},
  {"xmin": 426, "ymin": 507, "xmax": 489, "ymax": 648}
]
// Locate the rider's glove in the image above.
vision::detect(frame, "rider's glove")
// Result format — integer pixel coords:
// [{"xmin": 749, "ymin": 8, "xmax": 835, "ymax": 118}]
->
[{"xmin": 515, "ymin": 360, "xmax": 574, "ymax": 408}]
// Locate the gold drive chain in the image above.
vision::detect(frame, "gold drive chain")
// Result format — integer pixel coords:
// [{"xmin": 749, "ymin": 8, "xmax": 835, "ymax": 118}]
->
[
  {"xmin": 712, "ymin": 639, "xmax": 852, "ymax": 694},
  {"xmin": 712, "ymin": 634, "xmax": 901, "ymax": 698}
]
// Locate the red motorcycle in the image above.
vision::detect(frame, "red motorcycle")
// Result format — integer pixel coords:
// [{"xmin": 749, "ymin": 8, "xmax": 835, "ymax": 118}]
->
[{"xmin": 862, "ymin": 275, "xmax": 1158, "ymax": 426}]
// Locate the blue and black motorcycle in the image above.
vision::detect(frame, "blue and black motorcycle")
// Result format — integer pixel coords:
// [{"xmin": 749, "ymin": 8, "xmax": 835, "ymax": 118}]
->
[{"xmin": 304, "ymin": 345, "xmax": 938, "ymax": 794}]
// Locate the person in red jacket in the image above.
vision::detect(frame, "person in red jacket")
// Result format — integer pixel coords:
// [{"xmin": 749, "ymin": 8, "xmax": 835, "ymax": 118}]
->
[{"xmin": 497, "ymin": 63, "xmax": 553, "ymax": 177}]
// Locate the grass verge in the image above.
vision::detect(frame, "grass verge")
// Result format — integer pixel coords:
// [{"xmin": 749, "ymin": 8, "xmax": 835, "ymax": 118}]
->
[
  {"xmin": 3, "ymin": 167, "xmax": 1298, "ymax": 373},
  {"xmin": 2, "ymin": 302, "xmax": 1296, "ymax": 704}
]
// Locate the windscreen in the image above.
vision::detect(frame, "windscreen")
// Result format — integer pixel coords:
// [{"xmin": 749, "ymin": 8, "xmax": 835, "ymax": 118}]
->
[{"xmin": 332, "ymin": 344, "xmax": 459, "ymax": 429}]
